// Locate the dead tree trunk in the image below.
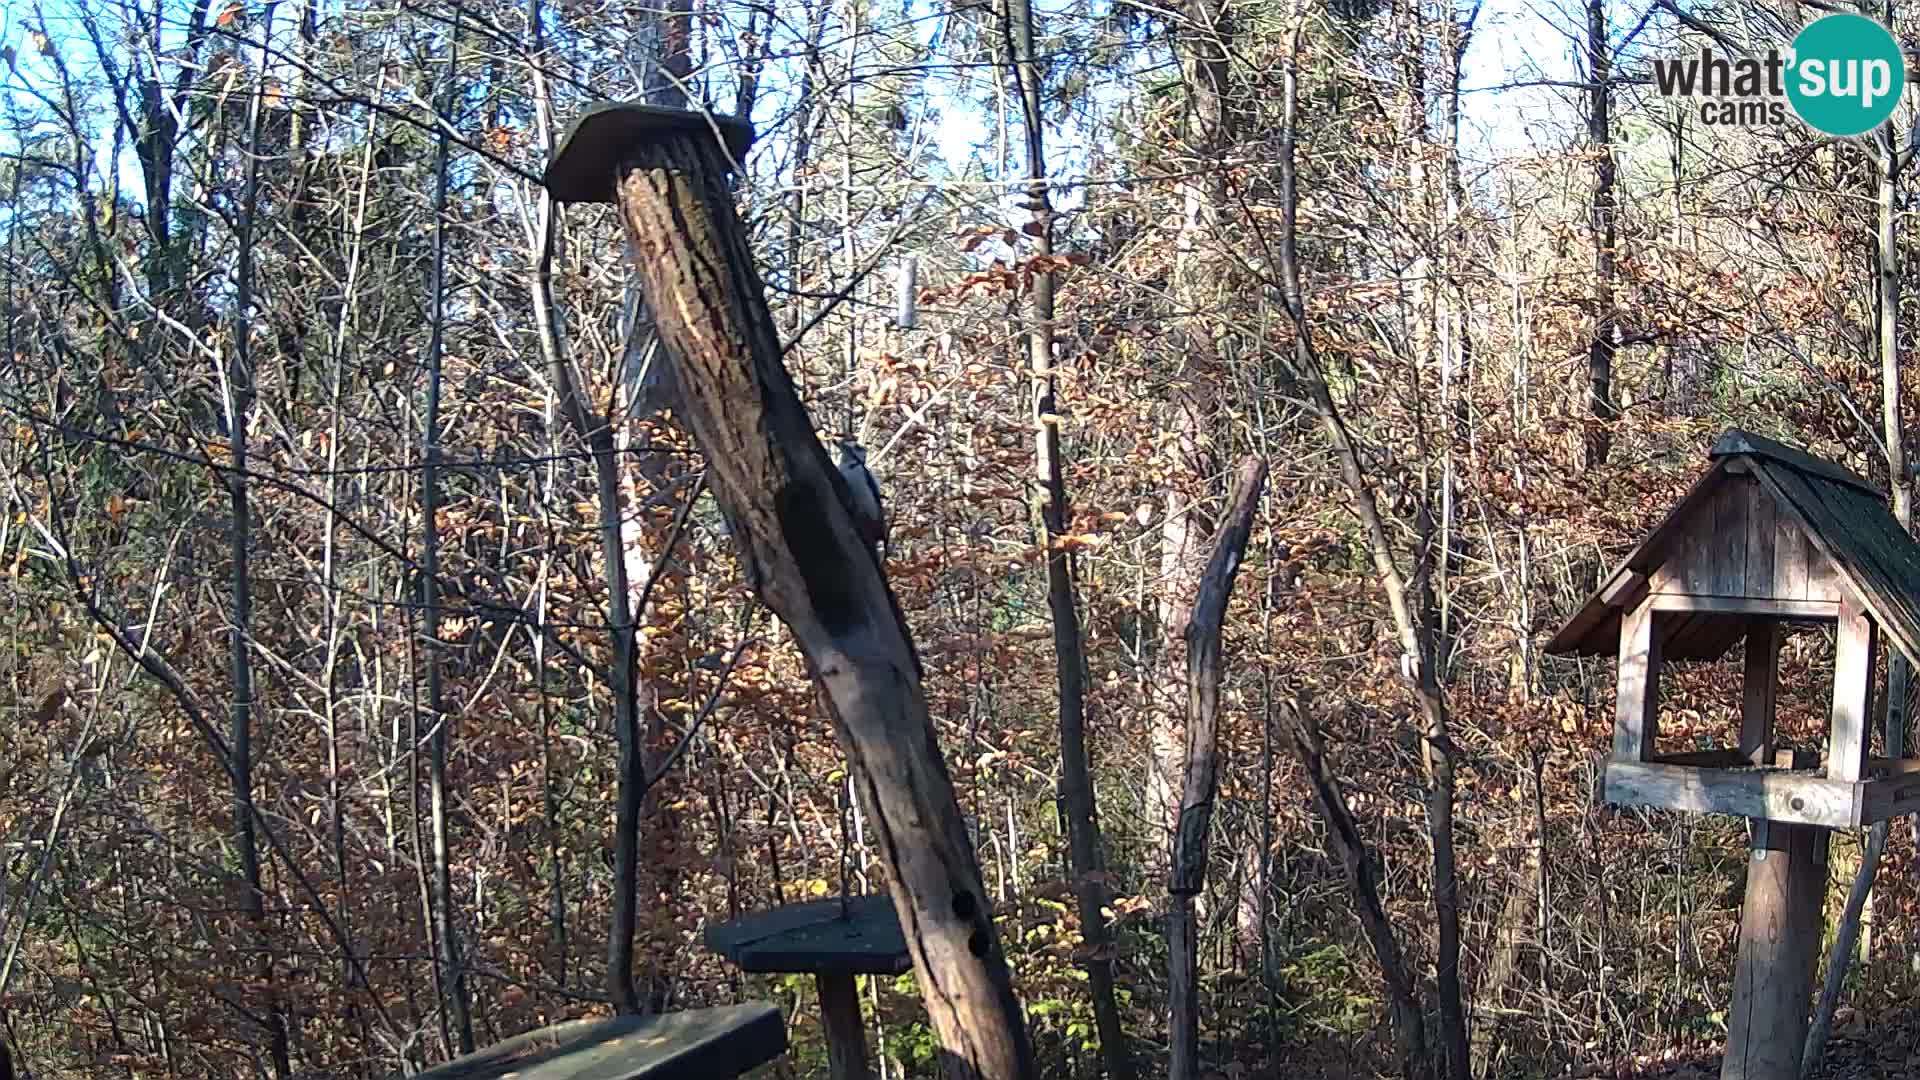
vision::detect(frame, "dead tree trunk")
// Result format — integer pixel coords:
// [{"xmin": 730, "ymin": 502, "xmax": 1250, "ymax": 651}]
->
[
  {"xmin": 1167, "ymin": 457, "xmax": 1267, "ymax": 1080},
  {"xmin": 573, "ymin": 117, "xmax": 1035, "ymax": 1080},
  {"xmin": 1278, "ymin": 703, "xmax": 1431, "ymax": 1080}
]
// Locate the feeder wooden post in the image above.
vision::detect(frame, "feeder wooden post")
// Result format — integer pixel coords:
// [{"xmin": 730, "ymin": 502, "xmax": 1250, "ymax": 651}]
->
[
  {"xmin": 1829, "ymin": 595, "xmax": 1877, "ymax": 782},
  {"xmin": 817, "ymin": 972, "xmax": 873, "ymax": 1080},
  {"xmin": 1722, "ymin": 821, "xmax": 1829, "ymax": 1080},
  {"xmin": 704, "ymin": 895, "xmax": 911, "ymax": 1080},
  {"xmin": 1613, "ymin": 593, "xmax": 1659, "ymax": 761},
  {"xmin": 545, "ymin": 105, "xmax": 1035, "ymax": 1080}
]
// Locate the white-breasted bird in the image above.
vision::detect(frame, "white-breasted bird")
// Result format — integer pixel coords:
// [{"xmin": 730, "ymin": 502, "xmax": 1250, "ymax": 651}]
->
[{"xmin": 837, "ymin": 440, "xmax": 887, "ymax": 557}]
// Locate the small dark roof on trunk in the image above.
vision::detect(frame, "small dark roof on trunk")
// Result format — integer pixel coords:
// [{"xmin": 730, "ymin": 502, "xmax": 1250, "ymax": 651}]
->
[{"xmin": 1545, "ymin": 429, "xmax": 1920, "ymax": 665}]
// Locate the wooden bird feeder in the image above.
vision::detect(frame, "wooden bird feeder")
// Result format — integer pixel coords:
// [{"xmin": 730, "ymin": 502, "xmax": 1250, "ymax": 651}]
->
[
  {"xmin": 410, "ymin": 1003, "xmax": 786, "ymax": 1079},
  {"xmin": 1547, "ymin": 428, "xmax": 1920, "ymax": 1080},
  {"xmin": 704, "ymin": 895, "xmax": 911, "ymax": 1080}
]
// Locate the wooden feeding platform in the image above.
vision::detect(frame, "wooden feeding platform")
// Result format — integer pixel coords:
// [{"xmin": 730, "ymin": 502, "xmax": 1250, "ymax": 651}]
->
[
  {"xmin": 1547, "ymin": 429, "xmax": 1920, "ymax": 1080},
  {"xmin": 704, "ymin": 896, "xmax": 911, "ymax": 1080},
  {"xmin": 410, "ymin": 1003, "xmax": 786, "ymax": 1080}
]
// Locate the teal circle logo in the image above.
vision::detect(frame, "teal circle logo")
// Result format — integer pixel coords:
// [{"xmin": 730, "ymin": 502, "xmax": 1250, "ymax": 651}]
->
[{"xmin": 1786, "ymin": 14, "xmax": 1905, "ymax": 136}]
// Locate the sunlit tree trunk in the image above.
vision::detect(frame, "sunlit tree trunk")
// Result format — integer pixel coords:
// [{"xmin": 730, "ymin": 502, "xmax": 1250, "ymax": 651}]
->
[
  {"xmin": 1150, "ymin": 0, "xmax": 1236, "ymax": 931},
  {"xmin": 1003, "ymin": 0, "xmax": 1131, "ymax": 1073}
]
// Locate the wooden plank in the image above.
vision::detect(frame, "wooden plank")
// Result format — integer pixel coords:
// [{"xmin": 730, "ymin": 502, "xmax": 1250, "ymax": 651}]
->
[
  {"xmin": 1774, "ymin": 509, "xmax": 1809, "ymax": 601},
  {"xmin": 1544, "ymin": 467, "xmax": 1734, "ymax": 657},
  {"xmin": 1614, "ymin": 597, "xmax": 1660, "ymax": 761},
  {"xmin": 1684, "ymin": 527, "xmax": 1712, "ymax": 595},
  {"xmin": 1623, "ymin": 746, "xmax": 1806, "ymax": 771},
  {"xmin": 705, "ymin": 896, "xmax": 912, "ymax": 976},
  {"xmin": 1649, "ymin": 560, "xmax": 1682, "ymax": 597},
  {"xmin": 817, "ymin": 973, "xmax": 874, "ymax": 1080},
  {"xmin": 1742, "ymin": 620, "xmax": 1780, "ymax": 764},
  {"xmin": 1829, "ymin": 594, "xmax": 1877, "ymax": 783},
  {"xmin": 544, "ymin": 102, "xmax": 756, "ymax": 202},
  {"xmin": 1646, "ymin": 748, "xmax": 1809, "ymax": 768},
  {"xmin": 1859, "ymin": 772, "xmax": 1920, "ymax": 822},
  {"xmin": 1649, "ymin": 596, "xmax": 1840, "ymax": 620},
  {"xmin": 1715, "ymin": 481, "xmax": 1749, "ymax": 596},
  {"xmin": 1651, "ymin": 749, "xmax": 1752, "ymax": 768},
  {"xmin": 1603, "ymin": 762, "xmax": 1861, "ymax": 828},
  {"xmin": 1745, "ymin": 480, "xmax": 1778, "ymax": 598},
  {"xmin": 1721, "ymin": 821, "xmax": 1829, "ymax": 1080},
  {"xmin": 414, "ymin": 1005, "xmax": 787, "ymax": 1080},
  {"xmin": 1807, "ymin": 544, "xmax": 1843, "ymax": 602},
  {"xmin": 1601, "ymin": 569, "xmax": 1649, "ymax": 610}
]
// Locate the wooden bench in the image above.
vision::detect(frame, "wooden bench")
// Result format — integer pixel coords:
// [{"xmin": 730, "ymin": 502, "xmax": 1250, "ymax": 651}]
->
[{"xmin": 412, "ymin": 1002, "xmax": 785, "ymax": 1079}]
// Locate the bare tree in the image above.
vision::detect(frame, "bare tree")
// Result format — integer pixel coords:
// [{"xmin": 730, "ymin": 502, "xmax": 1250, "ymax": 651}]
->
[
  {"xmin": 421, "ymin": 15, "xmax": 476, "ymax": 1053},
  {"xmin": 1002, "ymin": 0, "xmax": 1131, "ymax": 1072}
]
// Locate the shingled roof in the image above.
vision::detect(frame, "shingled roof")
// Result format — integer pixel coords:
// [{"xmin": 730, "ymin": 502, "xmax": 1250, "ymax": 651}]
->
[{"xmin": 1545, "ymin": 430, "xmax": 1920, "ymax": 665}]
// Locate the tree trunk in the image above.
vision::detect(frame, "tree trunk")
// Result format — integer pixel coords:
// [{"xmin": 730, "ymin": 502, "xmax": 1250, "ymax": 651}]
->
[
  {"xmin": 524, "ymin": 0, "xmax": 573, "ymax": 1000},
  {"xmin": 519, "ymin": 3, "xmax": 650, "ymax": 1014},
  {"xmin": 227, "ymin": 9, "xmax": 289, "ymax": 1074},
  {"xmin": 607, "ymin": 129, "xmax": 1036, "ymax": 1080},
  {"xmin": 1584, "ymin": 0, "xmax": 1618, "ymax": 467},
  {"xmin": 1278, "ymin": 19, "xmax": 1461, "ymax": 1078},
  {"xmin": 422, "ymin": 20, "xmax": 475, "ymax": 1053},
  {"xmin": 1002, "ymin": 0, "xmax": 1131, "ymax": 1073},
  {"xmin": 1150, "ymin": 0, "xmax": 1236, "ymax": 851},
  {"xmin": 1277, "ymin": 703, "xmax": 1431, "ymax": 1080},
  {"xmin": 1168, "ymin": 457, "xmax": 1267, "ymax": 1080},
  {"xmin": 1806, "ymin": 70, "xmax": 1906, "ymax": 1073}
]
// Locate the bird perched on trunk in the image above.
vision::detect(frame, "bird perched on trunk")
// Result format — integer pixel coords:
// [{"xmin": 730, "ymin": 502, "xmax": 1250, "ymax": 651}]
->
[{"xmin": 837, "ymin": 440, "xmax": 887, "ymax": 559}]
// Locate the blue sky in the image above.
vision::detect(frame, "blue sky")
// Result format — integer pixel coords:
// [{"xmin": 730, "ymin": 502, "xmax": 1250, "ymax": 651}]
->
[{"xmin": 0, "ymin": 0, "xmax": 1683, "ymax": 225}]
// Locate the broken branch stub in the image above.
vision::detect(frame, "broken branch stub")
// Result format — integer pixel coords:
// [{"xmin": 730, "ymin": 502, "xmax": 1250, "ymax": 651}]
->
[{"xmin": 560, "ymin": 112, "xmax": 1035, "ymax": 1080}]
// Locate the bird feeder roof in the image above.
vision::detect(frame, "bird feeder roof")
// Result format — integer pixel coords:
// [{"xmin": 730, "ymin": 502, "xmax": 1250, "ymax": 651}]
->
[{"xmin": 1546, "ymin": 429, "xmax": 1920, "ymax": 665}]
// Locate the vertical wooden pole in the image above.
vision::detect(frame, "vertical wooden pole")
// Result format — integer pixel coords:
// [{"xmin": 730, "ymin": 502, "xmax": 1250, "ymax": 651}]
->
[
  {"xmin": 817, "ymin": 972, "xmax": 874, "ymax": 1080},
  {"xmin": 1614, "ymin": 596, "xmax": 1660, "ymax": 761},
  {"xmin": 1830, "ymin": 595, "xmax": 1877, "ymax": 782},
  {"xmin": 1722, "ymin": 821, "xmax": 1829, "ymax": 1080},
  {"xmin": 1741, "ymin": 619, "xmax": 1779, "ymax": 765}
]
